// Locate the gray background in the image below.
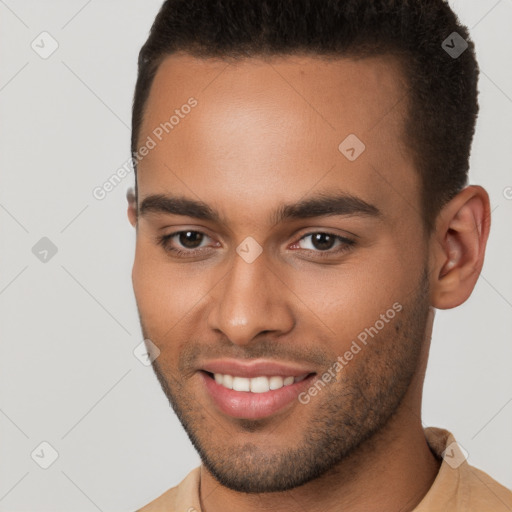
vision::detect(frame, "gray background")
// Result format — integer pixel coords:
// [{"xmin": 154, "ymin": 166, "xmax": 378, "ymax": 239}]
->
[{"xmin": 0, "ymin": 1, "xmax": 511, "ymax": 510}]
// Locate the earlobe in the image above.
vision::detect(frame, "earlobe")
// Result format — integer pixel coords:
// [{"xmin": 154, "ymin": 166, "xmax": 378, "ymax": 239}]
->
[
  {"xmin": 429, "ymin": 186, "xmax": 491, "ymax": 310},
  {"xmin": 127, "ymin": 187, "xmax": 138, "ymax": 228}
]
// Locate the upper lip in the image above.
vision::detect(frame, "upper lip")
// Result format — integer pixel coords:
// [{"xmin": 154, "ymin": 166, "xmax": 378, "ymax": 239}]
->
[{"xmin": 200, "ymin": 359, "xmax": 316, "ymax": 378}]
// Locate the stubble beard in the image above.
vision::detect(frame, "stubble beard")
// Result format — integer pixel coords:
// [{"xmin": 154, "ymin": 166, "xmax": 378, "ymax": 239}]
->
[{"xmin": 142, "ymin": 268, "xmax": 430, "ymax": 493}]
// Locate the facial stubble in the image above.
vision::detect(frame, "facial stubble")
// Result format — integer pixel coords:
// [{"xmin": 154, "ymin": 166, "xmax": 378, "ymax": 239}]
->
[{"xmin": 140, "ymin": 267, "xmax": 430, "ymax": 493}]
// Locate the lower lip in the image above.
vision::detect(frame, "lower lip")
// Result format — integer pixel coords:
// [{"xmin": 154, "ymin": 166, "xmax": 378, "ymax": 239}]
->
[{"xmin": 199, "ymin": 371, "xmax": 316, "ymax": 420}]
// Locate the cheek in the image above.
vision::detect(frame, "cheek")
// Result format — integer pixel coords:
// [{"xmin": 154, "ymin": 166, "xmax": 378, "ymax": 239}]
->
[
  {"xmin": 132, "ymin": 243, "xmax": 173, "ymax": 330},
  {"xmin": 132, "ymin": 244, "xmax": 208, "ymax": 334},
  {"xmin": 313, "ymin": 245, "xmax": 417, "ymax": 347}
]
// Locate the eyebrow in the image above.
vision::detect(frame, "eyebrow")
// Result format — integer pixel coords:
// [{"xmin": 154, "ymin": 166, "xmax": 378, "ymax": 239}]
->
[{"xmin": 139, "ymin": 192, "xmax": 383, "ymax": 226}]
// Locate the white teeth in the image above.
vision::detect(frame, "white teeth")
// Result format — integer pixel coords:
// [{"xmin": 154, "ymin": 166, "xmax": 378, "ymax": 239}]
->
[
  {"xmin": 250, "ymin": 376, "xmax": 270, "ymax": 393},
  {"xmin": 222, "ymin": 374, "xmax": 233, "ymax": 390},
  {"xmin": 212, "ymin": 373, "xmax": 309, "ymax": 392},
  {"xmin": 283, "ymin": 376, "xmax": 294, "ymax": 386},
  {"xmin": 232, "ymin": 376, "xmax": 250, "ymax": 392},
  {"xmin": 269, "ymin": 376, "xmax": 284, "ymax": 390}
]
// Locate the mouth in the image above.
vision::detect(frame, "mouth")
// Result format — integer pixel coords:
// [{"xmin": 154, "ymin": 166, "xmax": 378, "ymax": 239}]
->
[{"xmin": 199, "ymin": 370, "xmax": 317, "ymax": 420}]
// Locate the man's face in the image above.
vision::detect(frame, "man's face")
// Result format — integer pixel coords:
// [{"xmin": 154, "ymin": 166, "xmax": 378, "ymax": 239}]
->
[{"xmin": 130, "ymin": 53, "xmax": 433, "ymax": 493}]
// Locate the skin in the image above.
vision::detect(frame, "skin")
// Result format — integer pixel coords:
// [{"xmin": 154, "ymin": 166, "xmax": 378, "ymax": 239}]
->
[{"xmin": 127, "ymin": 52, "xmax": 490, "ymax": 512}]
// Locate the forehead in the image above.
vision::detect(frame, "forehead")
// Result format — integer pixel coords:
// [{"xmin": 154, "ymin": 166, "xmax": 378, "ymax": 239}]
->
[{"xmin": 137, "ymin": 52, "xmax": 419, "ymax": 230}]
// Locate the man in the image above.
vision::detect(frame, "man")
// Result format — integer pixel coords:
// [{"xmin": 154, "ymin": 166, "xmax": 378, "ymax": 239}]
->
[{"xmin": 127, "ymin": 0, "xmax": 512, "ymax": 510}]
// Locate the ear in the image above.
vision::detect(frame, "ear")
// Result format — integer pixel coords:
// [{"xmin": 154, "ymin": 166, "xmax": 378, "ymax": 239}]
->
[
  {"xmin": 127, "ymin": 187, "xmax": 137, "ymax": 228},
  {"xmin": 429, "ymin": 185, "xmax": 491, "ymax": 309}
]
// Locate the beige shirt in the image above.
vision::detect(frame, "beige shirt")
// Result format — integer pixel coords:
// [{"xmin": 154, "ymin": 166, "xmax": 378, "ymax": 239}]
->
[{"xmin": 137, "ymin": 427, "xmax": 512, "ymax": 511}]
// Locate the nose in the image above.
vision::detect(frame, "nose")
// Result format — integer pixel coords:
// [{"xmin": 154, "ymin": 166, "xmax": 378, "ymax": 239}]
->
[{"xmin": 206, "ymin": 249, "xmax": 295, "ymax": 346}]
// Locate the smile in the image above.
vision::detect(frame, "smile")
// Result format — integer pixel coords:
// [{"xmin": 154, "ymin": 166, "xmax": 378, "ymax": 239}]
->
[
  {"xmin": 211, "ymin": 373, "xmax": 310, "ymax": 393},
  {"xmin": 200, "ymin": 370, "xmax": 317, "ymax": 420}
]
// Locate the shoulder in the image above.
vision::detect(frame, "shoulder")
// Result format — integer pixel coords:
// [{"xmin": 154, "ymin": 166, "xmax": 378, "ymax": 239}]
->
[
  {"xmin": 462, "ymin": 463, "xmax": 512, "ymax": 511},
  {"xmin": 419, "ymin": 427, "xmax": 512, "ymax": 512},
  {"xmin": 135, "ymin": 466, "xmax": 202, "ymax": 512},
  {"xmin": 135, "ymin": 485, "xmax": 180, "ymax": 512}
]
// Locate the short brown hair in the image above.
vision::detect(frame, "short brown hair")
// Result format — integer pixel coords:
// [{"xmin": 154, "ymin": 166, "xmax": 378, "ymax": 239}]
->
[{"xmin": 132, "ymin": 0, "xmax": 479, "ymax": 234}]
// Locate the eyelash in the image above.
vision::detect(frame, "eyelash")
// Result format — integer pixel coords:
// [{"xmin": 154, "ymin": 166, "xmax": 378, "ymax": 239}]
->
[{"xmin": 156, "ymin": 230, "xmax": 356, "ymax": 259}]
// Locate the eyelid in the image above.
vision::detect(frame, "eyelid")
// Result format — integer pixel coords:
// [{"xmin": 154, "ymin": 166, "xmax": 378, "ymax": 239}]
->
[
  {"xmin": 157, "ymin": 228, "xmax": 356, "ymax": 258},
  {"xmin": 158, "ymin": 230, "xmax": 215, "ymax": 251},
  {"xmin": 291, "ymin": 231, "xmax": 356, "ymax": 257}
]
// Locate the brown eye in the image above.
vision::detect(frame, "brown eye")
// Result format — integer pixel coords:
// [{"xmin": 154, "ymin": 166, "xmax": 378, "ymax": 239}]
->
[
  {"xmin": 157, "ymin": 230, "xmax": 212, "ymax": 256},
  {"xmin": 178, "ymin": 231, "xmax": 204, "ymax": 249},
  {"xmin": 294, "ymin": 231, "xmax": 355, "ymax": 257},
  {"xmin": 309, "ymin": 233, "xmax": 337, "ymax": 251}
]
